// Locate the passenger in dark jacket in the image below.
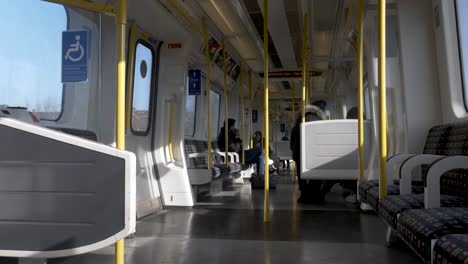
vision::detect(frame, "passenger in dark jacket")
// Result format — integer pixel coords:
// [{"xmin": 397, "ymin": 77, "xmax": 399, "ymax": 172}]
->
[
  {"xmin": 218, "ymin": 119, "xmax": 265, "ymax": 180},
  {"xmin": 291, "ymin": 104, "xmax": 327, "ymax": 203}
]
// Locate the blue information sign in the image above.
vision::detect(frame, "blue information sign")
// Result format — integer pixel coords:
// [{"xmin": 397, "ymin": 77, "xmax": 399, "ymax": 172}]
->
[
  {"xmin": 280, "ymin": 123, "xmax": 286, "ymax": 132},
  {"xmin": 62, "ymin": 30, "xmax": 88, "ymax": 83},
  {"xmin": 252, "ymin": 110, "xmax": 258, "ymax": 123},
  {"xmin": 188, "ymin": 69, "xmax": 202, "ymax": 95}
]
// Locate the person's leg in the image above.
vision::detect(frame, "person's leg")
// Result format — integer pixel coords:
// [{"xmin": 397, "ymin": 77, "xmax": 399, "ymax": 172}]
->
[
  {"xmin": 244, "ymin": 148, "xmax": 265, "ymax": 179},
  {"xmin": 286, "ymin": 160, "xmax": 290, "ymax": 168}
]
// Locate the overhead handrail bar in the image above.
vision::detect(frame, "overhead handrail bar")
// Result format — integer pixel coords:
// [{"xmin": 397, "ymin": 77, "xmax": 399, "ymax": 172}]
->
[{"xmin": 45, "ymin": 0, "xmax": 116, "ymax": 16}]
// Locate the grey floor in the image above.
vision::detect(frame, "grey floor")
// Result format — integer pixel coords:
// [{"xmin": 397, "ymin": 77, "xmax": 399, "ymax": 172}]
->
[{"xmin": 57, "ymin": 170, "xmax": 420, "ymax": 264}]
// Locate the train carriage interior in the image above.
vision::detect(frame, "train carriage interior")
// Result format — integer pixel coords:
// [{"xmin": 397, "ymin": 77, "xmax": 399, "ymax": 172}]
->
[{"xmin": 1, "ymin": 0, "xmax": 468, "ymax": 263}]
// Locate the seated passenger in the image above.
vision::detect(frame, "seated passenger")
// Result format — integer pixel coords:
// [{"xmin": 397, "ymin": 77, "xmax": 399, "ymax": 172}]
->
[
  {"xmin": 218, "ymin": 119, "xmax": 265, "ymax": 180},
  {"xmin": 291, "ymin": 104, "xmax": 328, "ymax": 204}
]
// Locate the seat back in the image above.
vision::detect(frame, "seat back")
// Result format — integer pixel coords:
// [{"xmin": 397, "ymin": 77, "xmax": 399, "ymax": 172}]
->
[
  {"xmin": 438, "ymin": 122, "xmax": 468, "ymax": 202},
  {"xmin": 183, "ymin": 139, "xmax": 209, "ymax": 169},
  {"xmin": 300, "ymin": 120, "xmax": 372, "ymax": 180},
  {"xmin": 0, "ymin": 118, "xmax": 136, "ymax": 258}
]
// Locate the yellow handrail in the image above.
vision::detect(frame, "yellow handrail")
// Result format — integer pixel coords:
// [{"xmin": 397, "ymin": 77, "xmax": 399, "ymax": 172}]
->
[
  {"xmin": 301, "ymin": 14, "xmax": 308, "ymax": 123},
  {"xmin": 263, "ymin": 0, "xmax": 270, "ymax": 223},
  {"xmin": 222, "ymin": 39, "xmax": 229, "ymax": 164},
  {"xmin": 45, "ymin": 0, "xmax": 116, "ymax": 16},
  {"xmin": 116, "ymin": 0, "xmax": 127, "ymax": 263},
  {"xmin": 204, "ymin": 19, "xmax": 213, "ymax": 169},
  {"xmin": 166, "ymin": 0, "xmax": 204, "ymax": 37},
  {"xmin": 378, "ymin": 0, "xmax": 388, "ymax": 198},
  {"xmin": 240, "ymin": 64, "xmax": 245, "ymax": 164},
  {"xmin": 344, "ymin": 0, "xmax": 356, "ymax": 33},
  {"xmin": 357, "ymin": 0, "xmax": 365, "ymax": 182},
  {"xmin": 249, "ymin": 71, "xmax": 253, "ymax": 149}
]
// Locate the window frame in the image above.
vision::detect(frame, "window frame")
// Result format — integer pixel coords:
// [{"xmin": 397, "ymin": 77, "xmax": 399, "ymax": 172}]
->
[
  {"xmin": 184, "ymin": 90, "xmax": 198, "ymax": 137},
  {"xmin": 454, "ymin": 0, "xmax": 468, "ymax": 112},
  {"xmin": 130, "ymin": 39, "xmax": 156, "ymax": 136}
]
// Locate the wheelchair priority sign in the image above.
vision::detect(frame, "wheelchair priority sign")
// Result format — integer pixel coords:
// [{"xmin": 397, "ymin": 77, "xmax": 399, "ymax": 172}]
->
[{"xmin": 62, "ymin": 30, "xmax": 88, "ymax": 83}]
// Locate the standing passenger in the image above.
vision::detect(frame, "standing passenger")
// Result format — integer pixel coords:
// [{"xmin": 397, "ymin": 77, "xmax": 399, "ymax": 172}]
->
[{"xmin": 291, "ymin": 104, "xmax": 327, "ymax": 203}]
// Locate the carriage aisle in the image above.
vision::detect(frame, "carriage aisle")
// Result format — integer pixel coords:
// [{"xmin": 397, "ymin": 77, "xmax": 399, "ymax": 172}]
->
[{"xmin": 58, "ymin": 167, "xmax": 419, "ymax": 264}]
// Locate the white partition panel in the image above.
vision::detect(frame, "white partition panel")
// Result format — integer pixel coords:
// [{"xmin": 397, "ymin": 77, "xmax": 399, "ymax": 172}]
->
[
  {"xmin": 0, "ymin": 118, "xmax": 136, "ymax": 258},
  {"xmin": 301, "ymin": 120, "xmax": 372, "ymax": 180}
]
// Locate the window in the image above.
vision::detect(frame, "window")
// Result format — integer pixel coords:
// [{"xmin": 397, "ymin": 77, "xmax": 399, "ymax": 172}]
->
[
  {"xmin": 455, "ymin": 0, "xmax": 468, "ymax": 109},
  {"xmin": 0, "ymin": 1, "xmax": 67, "ymax": 120},
  {"xmin": 131, "ymin": 41, "xmax": 154, "ymax": 134},
  {"xmin": 210, "ymin": 89, "xmax": 220, "ymax": 138},
  {"xmin": 185, "ymin": 77, "xmax": 197, "ymax": 136}
]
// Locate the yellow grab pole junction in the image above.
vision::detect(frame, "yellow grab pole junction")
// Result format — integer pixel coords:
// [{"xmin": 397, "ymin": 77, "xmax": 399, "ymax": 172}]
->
[
  {"xmin": 222, "ymin": 39, "xmax": 229, "ymax": 164},
  {"xmin": 263, "ymin": 0, "xmax": 270, "ymax": 223},
  {"xmin": 378, "ymin": 0, "xmax": 388, "ymax": 198},
  {"xmin": 204, "ymin": 19, "xmax": 213, "ymax": 169},
  {"xmin": 115, "ymin": 0, "xmax": 127, "ymax": 263},
  {"xmin": 241, "ymin": 64, "xmax": 246, "ymax": 164},
  {"xmin": 249, "ymin": 71, "xmax": 253, "ymax": 149},
  {"xmin": 357, "ymin": 0, "xmax": 365, "ymax": 182},
  {"xmin": 302, "ymin": 14, "xmax": 308, "ymax": 123}
]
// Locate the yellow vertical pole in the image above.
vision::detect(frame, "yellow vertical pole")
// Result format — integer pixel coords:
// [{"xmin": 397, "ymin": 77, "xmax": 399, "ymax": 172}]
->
[
  {"xmin": 240, "ymin": 64, "xmax": 245, "ymax": 164},
  {"xmin": 115, "ymin": 0, "xmax": 127, "ymax": 263},
  {"xmin": 378, "ymin": 0, "xmax": 387, "ymax": 198},
  {"xmin": 222, "ymin": 39, "xmax": 229, "ymax": 164},
  {"xmin": 249, "ymin": 71, "xmax": 253, "ymax": 149},
  {"xmin": 204, "ymin": 19, "xmax": 212, "ymax": 169},
  {"xmin": 302, "ymin": 14, "xmax": 308, "ymax": 123},
  {"xmin": 263, "ymin": 0, "xmax": 270, "ymax": 223},
  {"xmin": 357, "ymin": 0, "xmax": 365, "ymax": 182}
]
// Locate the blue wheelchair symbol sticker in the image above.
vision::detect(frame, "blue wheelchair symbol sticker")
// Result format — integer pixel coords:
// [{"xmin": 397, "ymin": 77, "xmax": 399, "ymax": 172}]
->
[{"xmin": 62, "ymin": 30, "xmax": 88, "ymax": 83}]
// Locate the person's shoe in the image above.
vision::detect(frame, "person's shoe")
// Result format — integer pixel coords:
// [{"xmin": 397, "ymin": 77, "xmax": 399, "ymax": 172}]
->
[{"xmin": 344, "ymin": 194, "xmax": 358, "ymax": 204}]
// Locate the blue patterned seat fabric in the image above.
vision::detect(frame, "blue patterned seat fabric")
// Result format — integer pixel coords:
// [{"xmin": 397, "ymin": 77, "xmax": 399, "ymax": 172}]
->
[
  {"xmin": 397, "ymin": 207, "xmax": 468, "ymax": 262},
  {"xmin": 433, "ymin": 234, "xmax": 468, "ymax": 264},
  {"xmin": 379, "ymin": 194, "xmax": 465, "ymax": 229},
  {"xmin": 359, "ymin": 124, "xmax": 453, "ymax": 206}
]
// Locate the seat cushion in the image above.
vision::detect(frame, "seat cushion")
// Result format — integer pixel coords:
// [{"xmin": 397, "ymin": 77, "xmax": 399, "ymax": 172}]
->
[
  {"xmin": 213, "ymin": 164, "xmax": 230, "ymax": 177},
  {"xmin": 211, "ymin": 167, "xmax": 221, "ymax": 178},
  {"xmin": 379, "ymin": 194, "xmax": 465, "ymax": 228},
  {"xmin": 366, "ymin": 185, "xmax": 400, "ymax": 211},
  {"xmin": 187, "ymin": 156, "xmax": 209, "ymax": 169},
  {"xmin": 358, "ymin": 180, "xmax": 379, "ymax": 202},
  {"xmin": 433, "ymin": 234, "xmax": 468, "ymax": 264},
  {"xmin": 367, "ymin": 184, "xmax": 425, "ymax": 212},
  {"xmin": 397, "ymin": 207, "xmax": 468, "ymax": 262},
  {"xmin": 228, "ymin": 163, "xmax": 242, "ymax": 174}
]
